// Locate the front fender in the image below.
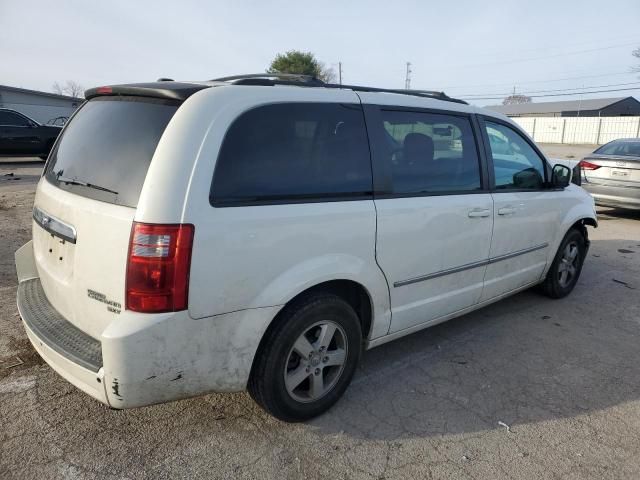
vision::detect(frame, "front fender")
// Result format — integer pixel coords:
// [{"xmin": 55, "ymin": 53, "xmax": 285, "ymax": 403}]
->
[
  {"xmin": 249, "ymin": 253, "xmax": 391, "ymax": 340},
  {"xmin": 545, "ymin": 189, "xmax": 597, "ymax": 275}
]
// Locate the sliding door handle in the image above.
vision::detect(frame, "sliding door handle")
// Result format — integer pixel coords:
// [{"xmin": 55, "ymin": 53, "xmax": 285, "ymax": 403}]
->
[
  {"xmin": 468, "ymin": 208, "xmax": 491, "ymax": 218},
  {"xmin": 498, "ymin": 207, "xmax": 516, "ymax": 216}
]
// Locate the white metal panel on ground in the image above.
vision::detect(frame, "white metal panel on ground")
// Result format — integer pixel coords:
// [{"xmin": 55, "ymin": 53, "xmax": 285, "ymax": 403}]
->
[
  {"xmin": 563, "ymin": 117, "xmax": 600, "ymax": 144},
  {"xmin": 506, "ymin": 116, "xmax": 640, "ymax": 144},
  {"xmin": 533, "ymin": 118, "xmax": 564, "ymax": 143},
  {"xmin": 598, "ymin": 117, "xmax": 640, "ymax": 144},
  {"xmin": 513, "ymin": 118, "xmax": 535, "ymax": 137}
]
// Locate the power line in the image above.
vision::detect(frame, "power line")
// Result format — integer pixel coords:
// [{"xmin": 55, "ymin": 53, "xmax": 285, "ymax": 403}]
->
[
  {"xmin": 460, "ymin": 86, "xmax": 640, "ymax": 101},
  {"xmin": 445, "ymin": 41, "xmax": 640, "ymax": 70},
  {"xmin": 460, "ymin": 81, "xmax": 640, "ymax": 98},
  {"xmin": 441, "ymin": 70, "xmax": 636, "ymax": 90}
]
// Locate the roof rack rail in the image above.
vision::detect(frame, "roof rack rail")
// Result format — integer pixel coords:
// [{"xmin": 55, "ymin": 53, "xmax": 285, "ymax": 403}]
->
[
  {"xmin": 322, "ymin": 84, "xmax": 467, "ymax": 104},
  {"xmin": 211, "ymin": 73, "xmax": 324, "ymax": 85},
  {"xmin": 211, "ymin": 73, "xmax": 467, "ymax": 105}
]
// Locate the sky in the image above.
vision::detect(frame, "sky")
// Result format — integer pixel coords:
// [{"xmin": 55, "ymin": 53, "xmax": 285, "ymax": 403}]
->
[{"xmin": 1, "ymin": 0, "xmax": 639, "ymax": 106}]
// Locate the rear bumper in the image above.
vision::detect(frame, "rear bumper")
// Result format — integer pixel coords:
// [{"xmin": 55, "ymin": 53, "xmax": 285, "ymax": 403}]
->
[
  {"xmin": 582, "ymin": 182, "xmax": 640, "ymax": 210},
  {"xmin": 15, "ymin": 242, "xmax": 279, "ymax": 409}
]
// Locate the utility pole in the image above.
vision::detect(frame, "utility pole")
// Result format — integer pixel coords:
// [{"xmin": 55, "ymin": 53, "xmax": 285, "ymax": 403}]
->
[
  {"xmin": 338, "ymin": 62, "xmax": 342, "ymax": 85},
  {"xmin": 405, "ymin": 62, "xmax": 412, "ymax": 90}
]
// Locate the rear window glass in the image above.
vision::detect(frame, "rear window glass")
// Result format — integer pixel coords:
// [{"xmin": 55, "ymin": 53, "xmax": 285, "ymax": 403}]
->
[
  {"xmin": 45, "ymin": 97, "xmax": 178, "ymax": 207},
  {"xmin": 595, "ymin": 141, "xmax": 640, "ymax": 157},
  {"xmin": 211, "ymin": 102, "xmax": 372, "ymax": 205}
]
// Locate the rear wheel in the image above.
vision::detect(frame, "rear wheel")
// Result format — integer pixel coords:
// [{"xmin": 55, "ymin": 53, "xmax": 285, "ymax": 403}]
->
[
  {"xmin": 248, "ymin": 293, "xmax": 362, "ymax": 422},
  {"xmin": 540, "ymin": 228, "xmax": 586, "ymax": 298}
]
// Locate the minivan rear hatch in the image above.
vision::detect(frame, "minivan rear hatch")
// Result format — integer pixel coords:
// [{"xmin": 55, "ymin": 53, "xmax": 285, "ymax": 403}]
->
[{"xmin": 33, "ymin": 95, "xmax": 179, "ymax": 339}]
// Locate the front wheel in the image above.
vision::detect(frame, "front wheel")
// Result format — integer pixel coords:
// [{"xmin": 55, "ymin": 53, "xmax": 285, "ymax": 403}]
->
[
  {"xmin": 248, "ymin": 293, "xmax": 362, "ymax": 422},
  {"xmin": 540, "ymin": 228, "xmax": 586, "ymax": 298}
]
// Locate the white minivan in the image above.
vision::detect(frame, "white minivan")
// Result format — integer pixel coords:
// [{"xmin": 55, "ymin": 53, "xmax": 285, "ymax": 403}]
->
[{"xmin": 15, "ymin": 75, "xmax": 597, "ymax": 421}]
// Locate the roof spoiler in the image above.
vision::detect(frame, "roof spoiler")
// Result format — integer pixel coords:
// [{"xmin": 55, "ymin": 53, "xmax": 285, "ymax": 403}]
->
[{"xmin": 85, "ymin": 82, "xmax": 209, "ymax": 101}]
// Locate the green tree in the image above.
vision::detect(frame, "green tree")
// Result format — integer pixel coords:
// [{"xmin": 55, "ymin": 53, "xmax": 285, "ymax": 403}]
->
[{"xmin": 267, "ymin": 50, "xmax": 336, "ymax": 83}]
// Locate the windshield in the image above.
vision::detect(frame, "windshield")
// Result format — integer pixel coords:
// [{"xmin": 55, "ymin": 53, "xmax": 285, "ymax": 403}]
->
[{"xmin": 45, "ymin": 96, "xmax": 178, "ymax": 207}]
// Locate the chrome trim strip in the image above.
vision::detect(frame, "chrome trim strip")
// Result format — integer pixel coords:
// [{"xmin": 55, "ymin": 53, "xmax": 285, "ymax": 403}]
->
[
  {"xmin": 487, "ymin": 243, "xmax": 548, "ymax": 264},
  {"xmin": 32, "ymin": 207, "xmax": 77, "ymax": 244},
  {"xmin": 394, "ymin": 259, "xmax": 489, "ymax": 287},
  {"xmin": 393, "ymin": 243, "xmax": 549, "ymax": 288}
]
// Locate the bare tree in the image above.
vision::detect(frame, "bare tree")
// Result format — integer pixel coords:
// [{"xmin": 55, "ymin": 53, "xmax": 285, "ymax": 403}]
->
[
  {"xmin": 52, "ymin": 80, "xmax": 85, "ymax": 98},
  {"xmin": 319, "ymin": 63, "xmax": 337, "ymax": 83},
  {"xmin": 633, "ymin": 47, "xmax": 640, "ymax": 73},
  {"xmin": 502, "ymin": 94, "xmax": 532, "ymax": 105}
]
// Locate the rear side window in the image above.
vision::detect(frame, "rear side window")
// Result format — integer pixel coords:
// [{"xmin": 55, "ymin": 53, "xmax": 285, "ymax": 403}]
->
[
  {"xmin": 211, "ymin": 103, "xmax": 372, "ymax": 205},
  {"xmin": 45, "ymin": 97, "xmax": 178, "ymax": 207},
  {"xmin": 0, "ymin": 111, "xmax": 30, "ymax": 126},
  {"xmin": 377, "ymin": 110, "xmax": 481, "ymax": 194}
]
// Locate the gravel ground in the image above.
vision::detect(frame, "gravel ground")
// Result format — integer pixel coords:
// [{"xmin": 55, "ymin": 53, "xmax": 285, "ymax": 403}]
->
[
  {"xmin": 1, "ymin": 156, "xmax": 640, "ymax": 479},
  {"xmin": 539, "ymin": 143, "xmax": 598, "ymax": 161}
]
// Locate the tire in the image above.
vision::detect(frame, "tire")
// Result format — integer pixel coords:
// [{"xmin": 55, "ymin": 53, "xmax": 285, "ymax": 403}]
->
[
  {"xmin": 540, "ymin": 228, "xmax": 586, "ymax": 299},
  {"xmin": 248, "ymin": 293, "xmax": 362, "ymax": 422}
]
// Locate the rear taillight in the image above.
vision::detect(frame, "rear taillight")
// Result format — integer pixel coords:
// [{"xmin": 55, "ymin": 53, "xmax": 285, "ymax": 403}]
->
[
  {"xmin": 579, "ymin": 160, "xmax": 601, "ymax": 170},
  {"xmin": 126, "ymin": 222, "xmax": 195, "ymax": 313}
]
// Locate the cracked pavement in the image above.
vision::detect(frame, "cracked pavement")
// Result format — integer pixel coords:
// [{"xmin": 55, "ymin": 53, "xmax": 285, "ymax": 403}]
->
[{"xmin": 1, "ymin": 157, "xmax": 640, "ymax": 479}]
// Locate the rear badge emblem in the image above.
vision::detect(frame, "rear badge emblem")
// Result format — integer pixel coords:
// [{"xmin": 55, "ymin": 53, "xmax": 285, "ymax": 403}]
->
[{"xmin": 87, "ymin": 289, "xmax": 122, "ymax": 314}]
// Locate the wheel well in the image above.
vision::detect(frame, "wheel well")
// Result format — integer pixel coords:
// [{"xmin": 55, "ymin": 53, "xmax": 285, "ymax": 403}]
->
[
  {"xmin": 570, "ymin": 218, "xmax": 595, "ymax": 241},
  {"xmin": 249, "ymin": 280, "xmax": 373, "ymax": 380},
  {"xmin": 286, "ymin": 280, "xmax": 372, "ymax": 339},
  {"xmin": 263, "ymin": 280, "xmax": 372, "ymax": 343}
]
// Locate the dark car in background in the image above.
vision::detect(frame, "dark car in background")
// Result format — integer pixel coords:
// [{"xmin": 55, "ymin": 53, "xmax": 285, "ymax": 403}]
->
[
  {"xmin": 0, "ymin": 108, "xmax": 62, "ymax": 160},
  {"xmin": 580, "ymin": 138, "xmax": 640, "ymax": 211}
]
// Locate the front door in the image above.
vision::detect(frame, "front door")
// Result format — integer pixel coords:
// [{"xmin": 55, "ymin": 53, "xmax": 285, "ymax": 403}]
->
[
  {"xmin": 365, "ymin": 105, "xmax": 493, "ymax": 334},
  {"xmin": 479, "ymin": 118, "xmax": 561, "ymax": 301}
]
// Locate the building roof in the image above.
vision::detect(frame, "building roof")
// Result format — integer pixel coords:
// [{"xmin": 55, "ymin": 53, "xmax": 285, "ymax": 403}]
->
[
  {"xmin": 486, "ymin": 96, "xmax": 638, "ymax": 115},
  {"xmin": 0, "ymin": 84, "xmax": 83, "ymax": 102}
]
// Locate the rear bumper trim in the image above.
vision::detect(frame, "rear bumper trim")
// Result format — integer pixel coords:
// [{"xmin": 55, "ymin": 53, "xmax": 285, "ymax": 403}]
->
[{"xmin": 17, "ymin": 278, "xmax": 102, "ymax": 372}]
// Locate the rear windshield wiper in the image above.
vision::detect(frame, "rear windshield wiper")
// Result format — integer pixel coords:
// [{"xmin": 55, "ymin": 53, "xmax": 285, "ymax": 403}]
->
[{"xmin": 56, "ymin": 175, "xmax": 119, "ymax": 196}]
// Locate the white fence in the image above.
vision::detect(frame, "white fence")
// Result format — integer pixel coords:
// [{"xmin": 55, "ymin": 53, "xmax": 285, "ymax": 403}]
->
[{"xmin": 512, "ymin": 116, "xmax": 640, "ymax": 145}]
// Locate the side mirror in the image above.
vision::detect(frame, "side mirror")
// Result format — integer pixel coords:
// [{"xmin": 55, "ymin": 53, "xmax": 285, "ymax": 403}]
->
[{"xmin": 552, "ymin": 164, "xmax": 571, "ymax": 188}]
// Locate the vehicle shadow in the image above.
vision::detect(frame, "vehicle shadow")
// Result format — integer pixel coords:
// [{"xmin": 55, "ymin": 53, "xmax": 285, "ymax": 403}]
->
[
  {"xmin": 597, "ymin": 206, "xmax": 640, "ymax": 221},
  {"xmin": 311, "ymin": 236, "xmax": 640, "ymax": 439}
]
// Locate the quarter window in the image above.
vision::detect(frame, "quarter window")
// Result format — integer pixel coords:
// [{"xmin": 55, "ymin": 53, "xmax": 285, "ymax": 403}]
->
[
  {"xmin": 377, "ymin": 110, "xmax": 482, "ymax": 194},
  {"xmin": 211, "ymin": 103, "xmax": 372, "ymax": 205},
  {"xmin": 485, "ymin": 121, "xmax": 546, "ymax": 190}
]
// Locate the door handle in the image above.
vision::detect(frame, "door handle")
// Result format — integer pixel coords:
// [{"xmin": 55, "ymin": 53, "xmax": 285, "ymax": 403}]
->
[
  {"xmin": 498, "ymin": 207, "xmax": 516, "ymax": 216},
  {"xmin": 468, "ymin": 208, "xmax": 491, "ymax": 218}
]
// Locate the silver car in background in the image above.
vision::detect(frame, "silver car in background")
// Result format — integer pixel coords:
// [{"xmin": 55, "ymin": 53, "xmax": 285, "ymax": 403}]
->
[{"xmin": 580, "ymin": 138, "xmax": 640, "ymax": 210}]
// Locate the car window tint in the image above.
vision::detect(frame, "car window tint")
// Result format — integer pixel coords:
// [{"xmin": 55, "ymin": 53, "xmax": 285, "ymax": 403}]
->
[
  {"xmin": 0, "ymin": 111, "xmax": 30, "ymax": 126},
  {"xmin": 211, "ymin": 103, "xmax": 372, "ymax": 204},
  {"xmin": 485, "ymin": 121, "xmax": 545, "ymax": 190},
  {"xmin": 377, "ymin": 110, "xmax": 481, "ymax": 194},
  {"xmin": 44, "ymin": 97, "xmax": 177, "ymax": 207}
]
